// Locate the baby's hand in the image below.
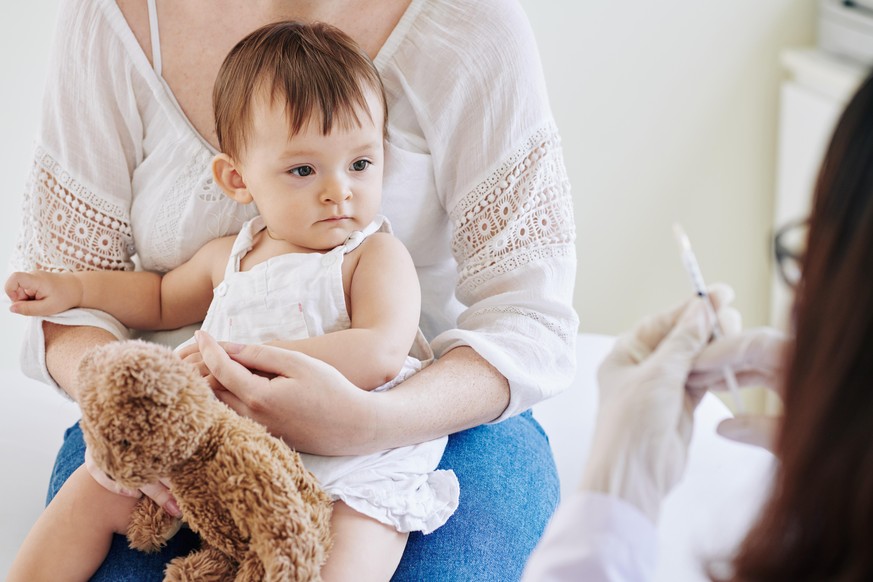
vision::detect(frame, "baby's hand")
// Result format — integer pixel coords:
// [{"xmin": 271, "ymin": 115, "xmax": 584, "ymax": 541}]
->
[{"xmin": 4, "ymin": 271, "xmax": 83, "ymax": 316}]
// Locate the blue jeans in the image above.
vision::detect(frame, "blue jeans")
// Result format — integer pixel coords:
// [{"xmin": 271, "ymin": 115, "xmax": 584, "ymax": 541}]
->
[{"xmin": 49, "ymin": 410, "xmax": 559, "ymax": 581}]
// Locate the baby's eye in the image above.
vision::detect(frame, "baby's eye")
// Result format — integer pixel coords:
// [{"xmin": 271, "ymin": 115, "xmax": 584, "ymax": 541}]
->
[
  {"xmin": 350, "ymin": 160, "xmax": 371, "ymax": 172},
  {"xmin": 289, "ymin": 165, "xmax": 314, "ymax": 177}
]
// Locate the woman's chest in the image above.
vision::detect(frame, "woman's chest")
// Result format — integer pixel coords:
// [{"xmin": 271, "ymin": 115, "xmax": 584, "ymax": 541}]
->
[{"xmin": 129, "ymin": 139, "xmax": 257, "ymax": 272}]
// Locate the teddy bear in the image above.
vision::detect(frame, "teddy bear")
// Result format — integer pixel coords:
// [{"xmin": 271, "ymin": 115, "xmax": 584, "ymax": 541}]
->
[{"xmin": 77, "ymin": 339, "xmax": 333, "ymax": 581}]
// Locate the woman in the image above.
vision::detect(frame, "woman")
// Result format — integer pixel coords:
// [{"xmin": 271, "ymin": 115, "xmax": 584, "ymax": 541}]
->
[
  {"xmin": 523, "ymin": 69, "xmax": 873, "ymax": 581},
  {"xmin": 15, "ymin": 0, "xmax": 577, "ymax": 579}
]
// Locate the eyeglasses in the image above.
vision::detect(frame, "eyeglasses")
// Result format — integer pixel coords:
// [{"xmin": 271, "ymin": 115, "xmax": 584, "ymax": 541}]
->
[{"xmin": 773, "ymin": 218, "xmax": 808, "ymax": 289}]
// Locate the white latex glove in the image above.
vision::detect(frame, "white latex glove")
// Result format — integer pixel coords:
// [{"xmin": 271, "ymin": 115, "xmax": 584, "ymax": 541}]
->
[
  {"xmin": 580, "ymin": 287, "xmax": 735, "ymax": 523},
  {"xmin": 84, "ymin": 448, "xmax": 182, "ymax": 517},
  {"xmin": 687, "ymin": 327, "xmax": 790, "ymax": 452}
]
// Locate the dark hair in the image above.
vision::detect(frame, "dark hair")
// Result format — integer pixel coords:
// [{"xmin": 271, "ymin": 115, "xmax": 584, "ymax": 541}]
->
[
  {"xmin": 213, "ymin": 21, "xmax": 388, "ymax": 161},
  {"xmin": 726, "ymin": 71, "xmax": 873, "ymax": 580}
]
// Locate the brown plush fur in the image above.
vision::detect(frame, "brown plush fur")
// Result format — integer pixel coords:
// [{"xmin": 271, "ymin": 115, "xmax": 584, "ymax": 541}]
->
[{"xmin": 77, "ymin": 340, "xmax": 333, "ymax": 581}]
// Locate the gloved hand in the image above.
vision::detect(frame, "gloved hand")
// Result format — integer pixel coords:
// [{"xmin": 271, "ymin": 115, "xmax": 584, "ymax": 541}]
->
[
  {"xmin": 580, "ymin": 286, "xmax": 737, "ymax": 522},
  {"xmin": 688, "ymin": 327, "xmax": 790, "ymax": 452}
]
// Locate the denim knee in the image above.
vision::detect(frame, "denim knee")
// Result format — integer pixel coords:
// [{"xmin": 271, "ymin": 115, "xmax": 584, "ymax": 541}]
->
[{"xmin": 393, "ymin": 410, "xmax": 560, "ymax": 581}]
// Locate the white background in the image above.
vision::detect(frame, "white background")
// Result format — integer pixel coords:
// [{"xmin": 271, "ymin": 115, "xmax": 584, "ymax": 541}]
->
[{"xmin": 0, "ymin": 1, "xmax": 818, "ymax": 371}]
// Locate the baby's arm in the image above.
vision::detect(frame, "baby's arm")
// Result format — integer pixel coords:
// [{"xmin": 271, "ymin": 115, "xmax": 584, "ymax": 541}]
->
[
  {"xmin": 270, "ymin": 233, "xmax": 421, "ymax": 390},
  {"xmin": 5, "ymin": 237, "xmax": 230, "ymax": 330}
]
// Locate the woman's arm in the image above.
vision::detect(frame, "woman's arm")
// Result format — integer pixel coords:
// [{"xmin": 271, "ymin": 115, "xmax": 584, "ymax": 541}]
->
[
  {"xmin": 371, "ymin": 346, "xmax": 510, "ymax": 443},
  {"xmin": 198, "ymin": 332, "xmax": 508, "ymax": 454},
  {"xmin": 382, "ymin": 0, "xmax": 579, "ymax": 420},
  {"xmin": 43, "ymin": 323, "xmax": 116, "ymax": 401}
]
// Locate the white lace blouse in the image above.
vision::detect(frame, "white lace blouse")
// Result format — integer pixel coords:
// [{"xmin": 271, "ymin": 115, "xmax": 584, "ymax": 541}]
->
[{"xmin": 14, "ymin": 0, "xmax": 578, "ymax": 421}]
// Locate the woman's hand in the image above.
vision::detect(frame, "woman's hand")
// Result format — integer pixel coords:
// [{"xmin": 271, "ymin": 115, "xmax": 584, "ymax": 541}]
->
[
  {"xmin": 83, "ymin": 448, "xmax": 181, "ymax": 518},
  {"xmin": 581, "ymin": 286, "xmax": 737, "ymax": 522},
  {"xmin": 195, "ymin": 330, "xmax": 376, "ymax": 455},
  {"xmin": 688, "ymin": 327, "xmax": 789, "ymax": 452}
]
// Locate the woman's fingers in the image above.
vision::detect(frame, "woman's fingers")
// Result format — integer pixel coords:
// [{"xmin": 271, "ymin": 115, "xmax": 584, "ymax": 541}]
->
[
  {"xmin": 85, "ymin": 449, "xmax": 181, "ymax": 517},
  {"xmin": 196, "ymin": 330, "xmax": 324, "ymax": 380},
  {"xmin": 139, "ymin": 481, "xmax": 182, "ymax": 518},
  {"xmin": 690, "ymin": 328, "xmax": 788, "ymax": 395},
  {"xmin": 195, "ymin": 331, "xmax": 272, "ymax": 404},
  {"xmin": 716, "ymin": 415, "xmax": 780, "ymax": 452},
  {"xmin": 687, "ymin": 368, "xmax": 781, "ymax": 393},
  {"xmin": 83, "ymin": 448, "xmax": 140, "ymax": 498},
  {"xmin": 212, "ymin": 385, "xmax": 252, "ymax": 418}
]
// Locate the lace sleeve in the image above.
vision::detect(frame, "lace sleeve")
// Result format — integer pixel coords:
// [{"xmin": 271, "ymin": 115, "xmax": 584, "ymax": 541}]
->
[
  {"xmin": 451, "ymin": 124, "xmax": 575, "ymax": 340},
  {"xmin": 399, "ymin": 0, "xmax": 579, "ymax": 419},
  {"xmin": 12, "ymin": 0, "xmax": 143, "ymax": 390},
  {"xmin": 13, "ymin": 147, "xmax": 134, "ymax": 273},
  {"xmin": 433, "ymin": 122, "xmax": 578, "ymax": 420}
]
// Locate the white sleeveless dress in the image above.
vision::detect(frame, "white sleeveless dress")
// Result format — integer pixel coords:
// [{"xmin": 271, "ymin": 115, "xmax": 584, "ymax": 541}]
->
[{"xmin": 179, "ymin": 215, "xmax": 459, "ymax": 534}]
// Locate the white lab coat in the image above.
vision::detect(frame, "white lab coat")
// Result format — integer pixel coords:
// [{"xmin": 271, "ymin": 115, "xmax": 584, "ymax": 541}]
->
[{"xmin": 523, "ymin": 492, "xmax": 657, "ymax": 581}]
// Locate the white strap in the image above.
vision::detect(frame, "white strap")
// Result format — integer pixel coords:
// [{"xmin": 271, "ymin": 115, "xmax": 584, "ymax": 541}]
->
[
  {"xmin": 222, "ymin": 217, "xmax": 262, "ymax": 279},
  {"xmin": 341, "ymin": 216, "xmax": 388, "ymax": 254},
  {"xmin": 147, "ymin": 0, "xmax": 163, "ymax": 76}
]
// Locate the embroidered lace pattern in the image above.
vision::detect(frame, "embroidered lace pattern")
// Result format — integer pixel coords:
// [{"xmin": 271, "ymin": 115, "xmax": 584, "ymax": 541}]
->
[
  {"xmin": 13, "ymin": 147, "xmax": 134, "ymax": 273},
  {"xmin": 450, "ymin": 123, "xmax": 576, "ymax": 342}
]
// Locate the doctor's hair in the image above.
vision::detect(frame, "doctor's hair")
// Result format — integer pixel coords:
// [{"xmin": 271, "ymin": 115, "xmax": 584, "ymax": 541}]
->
[
  {"xmin": 727, "ymin": 70, "xmax": 873, "ymax": 581},
  {"xmin": 212, "ymin": 20, "xmax": 388, "ymax": 162}
]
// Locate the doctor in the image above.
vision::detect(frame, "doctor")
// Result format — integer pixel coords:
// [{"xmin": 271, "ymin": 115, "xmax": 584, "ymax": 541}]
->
[{"xmin": 524, "ymin": 68, "xmax": 873, "ymax": 581}]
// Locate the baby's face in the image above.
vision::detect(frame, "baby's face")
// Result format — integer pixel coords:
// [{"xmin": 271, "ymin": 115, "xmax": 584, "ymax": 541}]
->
[{"xmin": 238, "ymin": 90, "xmax": 385, "ymax": 252}]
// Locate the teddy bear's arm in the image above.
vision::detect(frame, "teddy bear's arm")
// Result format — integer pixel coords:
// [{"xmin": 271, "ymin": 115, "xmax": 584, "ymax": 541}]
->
[
  {"xmin": 126, "ymin": 497, "xmax": 182, "ymax": 552},
  {"xmin": 164, "ymin": 546, "xmax": 237, "ymax": 582},
  {"xmin": 216, "ymin": 442, "xmax": 331, "ymax": 582}
]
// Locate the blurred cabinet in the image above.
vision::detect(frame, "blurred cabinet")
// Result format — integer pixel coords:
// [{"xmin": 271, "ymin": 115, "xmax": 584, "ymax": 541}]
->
[{"xmin": 770, "ymin": 49, "xmax": 866, "ymax": 329}]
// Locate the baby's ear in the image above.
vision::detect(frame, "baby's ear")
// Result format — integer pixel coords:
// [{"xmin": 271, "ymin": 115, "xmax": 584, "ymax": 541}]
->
[{"xmin": 212, "ymin": 153, "xmax": 253, "ymax": 204}]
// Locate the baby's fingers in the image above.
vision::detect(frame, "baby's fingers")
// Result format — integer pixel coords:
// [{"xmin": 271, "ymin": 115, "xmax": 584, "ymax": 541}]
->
[
  {"xmin": 139, "ymin": 481, "xmax": 182, "ymax": 518},
  {"xmin": 4, "ymin": 273, "xmax": 37, "ymax": 302},
  {"xmin": 10, "ymin": 299, "xmax": 55, "ymax": 316}
]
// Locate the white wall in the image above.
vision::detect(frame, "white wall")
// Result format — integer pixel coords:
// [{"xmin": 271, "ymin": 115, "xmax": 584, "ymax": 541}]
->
[
  {"xmin": 0, "ymin": 2, "xmax": 63, "ymax": 370},
  {"xmin": 520, "ymin": 0, "xmax": 817, "ymax": 334},
  {"xmin": 0, "ymin": 1, "xmax": 818, "ymax": 373}
]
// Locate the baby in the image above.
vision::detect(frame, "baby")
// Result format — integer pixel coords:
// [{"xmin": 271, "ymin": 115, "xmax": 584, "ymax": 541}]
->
[{"xmin": 7, "ymin": 21, "xmax": 458, "ymax": 582}]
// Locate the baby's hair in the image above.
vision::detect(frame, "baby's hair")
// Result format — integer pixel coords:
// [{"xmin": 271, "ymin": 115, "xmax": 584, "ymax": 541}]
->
[{"xmin": 213, "ymin": 21, "xmax": 388, "ymax": 161}]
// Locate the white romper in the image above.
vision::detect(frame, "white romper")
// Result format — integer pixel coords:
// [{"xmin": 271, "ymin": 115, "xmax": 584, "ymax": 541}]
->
[{"xmin": 182, "ymin": 215, "xmax": 459, "ymax": 534}]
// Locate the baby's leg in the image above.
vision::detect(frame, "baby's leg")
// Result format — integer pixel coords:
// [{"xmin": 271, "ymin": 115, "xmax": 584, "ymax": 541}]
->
[
  {"xmin": 7, "ymin": 465, "xmax": 139, "ymax": 582},
  {"xmin": 320, "ymin": 501, "xmax": 408, "ymax": 582}
]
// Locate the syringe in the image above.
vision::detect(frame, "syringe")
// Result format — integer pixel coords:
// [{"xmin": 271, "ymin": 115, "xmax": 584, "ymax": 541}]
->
[{"xmin": 672, "ymin": 223, "xmax": 745, "ymax": 414}]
